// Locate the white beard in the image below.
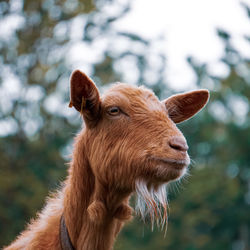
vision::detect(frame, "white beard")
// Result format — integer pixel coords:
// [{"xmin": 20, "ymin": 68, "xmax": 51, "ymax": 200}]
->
[{"xmin": 135, "ymin": 179, "xmax": 168, "ymax": 232}]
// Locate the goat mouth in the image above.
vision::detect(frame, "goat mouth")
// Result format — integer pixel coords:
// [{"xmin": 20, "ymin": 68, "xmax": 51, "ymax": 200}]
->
[{"xmin": 151, "ymin": 157, "xmax": 190, "ymax": 169}]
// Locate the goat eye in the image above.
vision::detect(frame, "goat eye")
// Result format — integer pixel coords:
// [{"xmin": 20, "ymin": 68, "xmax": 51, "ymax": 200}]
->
[{"xmin": 107, "ymin": 107, "xmax": 120, "ymax": 116}]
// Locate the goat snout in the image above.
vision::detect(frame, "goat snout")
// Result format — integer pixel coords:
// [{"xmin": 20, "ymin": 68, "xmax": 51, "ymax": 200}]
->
[{"xmin": 169, "ymin": 137, "xmax": 188, "ymax": 152}]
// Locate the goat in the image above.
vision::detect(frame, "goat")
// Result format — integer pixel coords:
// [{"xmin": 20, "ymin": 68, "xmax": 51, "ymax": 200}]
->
[{"xmin": 5, "ymin": 70, "xmax": 209, "ymax": 250}]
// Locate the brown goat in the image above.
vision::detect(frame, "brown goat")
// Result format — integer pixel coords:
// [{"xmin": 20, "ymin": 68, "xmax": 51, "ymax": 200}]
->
[{"xmin": 5, "ymin": 70, "xmax": 209, "ymax": 250}]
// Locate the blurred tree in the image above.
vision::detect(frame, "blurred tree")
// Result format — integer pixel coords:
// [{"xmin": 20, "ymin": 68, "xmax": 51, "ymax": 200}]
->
[{"xmin": 0, "ymin": 0, "xmax": 250, "ymax": 249}]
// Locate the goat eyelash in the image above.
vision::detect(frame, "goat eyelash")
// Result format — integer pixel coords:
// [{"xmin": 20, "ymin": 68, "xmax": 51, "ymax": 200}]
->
[
  {"xmin": 107, "ymin": 106, "xmax": 120, "ymax": 116},
  {"xmin": 106, "ymin": 106, "xmax": 129, "ymax": 117}
]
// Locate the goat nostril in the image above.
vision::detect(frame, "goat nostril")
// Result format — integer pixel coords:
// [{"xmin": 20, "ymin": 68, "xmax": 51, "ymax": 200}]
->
[
  {"xmin": 169, "ymin": 137, "xmax": 188, "ymax": 152},
  {"xmin": 170, "ymin": 144, "xmax": 183, "ymax": 151}
]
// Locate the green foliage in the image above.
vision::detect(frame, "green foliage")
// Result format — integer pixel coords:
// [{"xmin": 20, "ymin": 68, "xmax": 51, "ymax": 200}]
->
[{"xmin": 0, "ymin": 0, "xmax": 249, "ymax": 249}]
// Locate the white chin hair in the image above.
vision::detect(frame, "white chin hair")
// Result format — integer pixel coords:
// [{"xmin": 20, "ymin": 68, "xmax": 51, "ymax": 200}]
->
[
  {"xmin": 135, "ymin": 179, "xmax": 168, "ymax": 231},
  {"xmin": 178, "ymin": 167, "xmax": 188, "ymax": 179}
]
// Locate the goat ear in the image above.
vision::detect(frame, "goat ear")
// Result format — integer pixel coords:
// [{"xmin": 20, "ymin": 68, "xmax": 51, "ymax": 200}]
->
[
  {"xmin": 69, "ymin": 70, "xmax": 101, "ymax": 127},
  {"xmin": 163, "ymin": 89, "xmax": 209, "ymax": 124}
]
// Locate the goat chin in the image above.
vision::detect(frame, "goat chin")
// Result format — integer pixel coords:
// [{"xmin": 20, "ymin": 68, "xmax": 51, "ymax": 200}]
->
[{"xmin": 134, "ymin": 163, "xmax": 188, "ymax": 232}]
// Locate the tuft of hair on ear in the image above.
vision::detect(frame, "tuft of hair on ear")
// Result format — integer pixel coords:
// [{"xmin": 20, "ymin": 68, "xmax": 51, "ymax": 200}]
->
[
  {"xmin": 69, "ymin": 70, "xmax": 101, "ymax": 127},
  {"xmin": 164, "ymin": 89, "xmax": 209, "ymax": 124}
]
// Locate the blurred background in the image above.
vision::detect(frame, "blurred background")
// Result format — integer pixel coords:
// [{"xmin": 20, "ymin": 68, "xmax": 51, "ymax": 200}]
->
[{"xmin": 0, "ymin": 0, "xmax": 250, "ymax": 249}]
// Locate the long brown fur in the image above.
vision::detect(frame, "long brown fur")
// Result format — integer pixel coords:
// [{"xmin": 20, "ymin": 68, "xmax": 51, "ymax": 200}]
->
[{"xmin": 5, "ymin": 70, "xmax": 209, "ymax": 250}]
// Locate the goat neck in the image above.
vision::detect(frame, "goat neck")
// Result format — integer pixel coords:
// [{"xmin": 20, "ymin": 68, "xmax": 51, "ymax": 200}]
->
[{"xmin": 63, "ymin": 131, "xmax": 132, "ymax": 250}]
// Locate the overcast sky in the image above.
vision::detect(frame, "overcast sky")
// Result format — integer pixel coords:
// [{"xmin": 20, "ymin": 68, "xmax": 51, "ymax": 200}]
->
[
  {"xmin": 114, "ymin": 0, "xmax": 250, "ymax": 89},
  {"xmin": 1, "ymin": 0, "xmax": 250, "ymax": 90}
]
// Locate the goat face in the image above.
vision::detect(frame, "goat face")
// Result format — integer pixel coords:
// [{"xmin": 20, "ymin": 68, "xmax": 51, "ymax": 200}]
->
[{"xmin": 69, "ymin": 70, "xmax": 209, "ymax": 191}]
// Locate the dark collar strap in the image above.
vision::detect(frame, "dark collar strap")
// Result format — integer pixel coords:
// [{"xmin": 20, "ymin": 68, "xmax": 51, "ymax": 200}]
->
[{"xmin": 60, "ymin": 215, "xmax": 76, "ymax": 250}]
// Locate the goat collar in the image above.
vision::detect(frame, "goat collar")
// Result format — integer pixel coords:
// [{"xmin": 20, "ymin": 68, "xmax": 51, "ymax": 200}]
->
[{"xmin": 60, "ymin": 215, "xmax": 75, "ymax": 250}]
